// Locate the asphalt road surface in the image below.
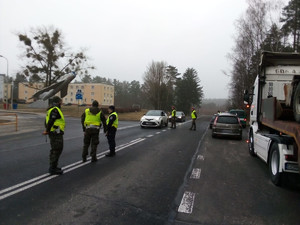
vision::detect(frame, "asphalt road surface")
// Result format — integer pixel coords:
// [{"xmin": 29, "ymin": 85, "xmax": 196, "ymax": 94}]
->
[{"xmin": 0, "ymin": 113, "xmax": 299, "ymax": 225}]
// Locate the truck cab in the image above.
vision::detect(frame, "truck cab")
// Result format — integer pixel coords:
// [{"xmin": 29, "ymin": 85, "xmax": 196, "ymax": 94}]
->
[{"xmin": 246, "ymin": 52, "xmax": 300, "ymax": 186}]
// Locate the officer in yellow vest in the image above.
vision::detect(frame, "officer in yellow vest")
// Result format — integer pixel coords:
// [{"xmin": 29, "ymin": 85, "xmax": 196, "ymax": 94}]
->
[
  {"xmin": 190, "ymin": 107, "xmax": 197, "ymax": 131},
  {"xmin": 81, "ymin": 100, "xmax": 107, "ymax": 162},
  {"xmin": 43, "ymin": 96, "xmax": 65, "ymax": 175},
  {"xmin": 170, "ymin": 106, "xmax": 176, "ymax": 129},
  {"xmin": 105, "ymin": 105, "xmax": 118, "ymax": 157}
]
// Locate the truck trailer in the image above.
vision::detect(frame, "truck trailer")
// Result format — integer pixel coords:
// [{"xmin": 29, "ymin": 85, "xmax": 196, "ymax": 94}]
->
[{"xmin": 245, "ymin": 51, "xmax": 300, "ymax": 186}]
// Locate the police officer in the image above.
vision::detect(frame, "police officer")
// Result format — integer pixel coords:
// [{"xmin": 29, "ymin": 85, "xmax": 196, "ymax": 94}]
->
[
  {"xmin": 81, "ymin": 100, "xmax": 107, "ymax": 163},
  {"xmin": 105, "ymin": 105, "xmax": 118, "ymax": 157},
  {"xmin": 190, "ymin": 107, "xmax": 197, "ymax": 130},
  {"xmin": 170, "ymin": 106, "xmax": 176, "ymax": 129},
  {"xmin": 43, "ymin": 96, "xmax": 65, "ymax": 175}
]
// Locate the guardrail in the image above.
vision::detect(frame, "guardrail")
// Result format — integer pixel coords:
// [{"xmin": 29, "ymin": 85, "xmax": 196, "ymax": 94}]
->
[{"xmin": 0, "ymin": 113, "xmax": 18, "ymax": 131}]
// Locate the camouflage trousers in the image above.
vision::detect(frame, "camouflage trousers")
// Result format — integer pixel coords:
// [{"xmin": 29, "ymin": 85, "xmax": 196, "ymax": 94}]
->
[
  {"xmin": 83, "ymin": 128, "xmax": 100, "ymax": 158},
  {"xmin": 49, "ymin": 133, "xmax": 64, "ymax": 169}
]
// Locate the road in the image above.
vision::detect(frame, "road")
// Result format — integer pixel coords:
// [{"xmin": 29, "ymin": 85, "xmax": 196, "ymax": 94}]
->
[{"xmin": 0, "ymin": 112, "xmax": 299, "ymax": 225}]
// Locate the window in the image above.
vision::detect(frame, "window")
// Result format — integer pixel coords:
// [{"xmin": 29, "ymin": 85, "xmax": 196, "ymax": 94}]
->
[
  {"xmin": 70, "ymin": 86, "xmax": 73, "ymax": 89},
  {"xmin": 71, "ymin": 98, "xmax": 73, "ymax": 102},
  {"xmin": 65, "ymin": 98, "xmax": 68, "ymax": 101},
  {"xmin": 103, "ymin": 99, "xmax": 106, "ymax": 102},
  {"xmin": 24, "ymin": 90, "xmax": 28, "ymax": 94},
  {"xmin": 91, "ymin": 92, "xmax": 94, "ymax": 96},
  {"xmin": 104, "ymin": 87, "xmax": 106, "ymax": 90},
  {"xmin": 81, "ymin": 86, "xmax": 84, "ymax": 89},
  {"xmin": 71, "ymin": 92, "xmax": 73, "ymax": 96},
  {"xmin": 76, "ymin": 86, "xmax": 79, "ymax": 89},
  {"xmin": 91, "ymin": 85, "xmax": 94, "ymax": 89},
  {"xmin": 104, "ymin": 93, "xmax": 106, "ymax": 97},
  {"xmin": 25, "ymin": 97, "xmax": 27, "ymax": 100}
]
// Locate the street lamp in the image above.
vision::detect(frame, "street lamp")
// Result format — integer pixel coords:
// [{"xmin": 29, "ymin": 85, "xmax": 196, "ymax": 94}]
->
[{"xmin": 0, "ymin": 55, "xmax": 12, "ymax": 110}]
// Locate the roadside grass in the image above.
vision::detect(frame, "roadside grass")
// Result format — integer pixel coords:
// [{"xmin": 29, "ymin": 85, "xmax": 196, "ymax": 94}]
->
[{"xmin": 0, "ymin": 104, "xmax": 146, "ymax": 121}]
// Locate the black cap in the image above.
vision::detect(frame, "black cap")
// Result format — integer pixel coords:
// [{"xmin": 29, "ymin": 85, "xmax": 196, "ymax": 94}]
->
[
  {"xmin": 92, "ymin": 100, "xmax": 99, "ymax": 107},
  {"xmin": 52, "ymin": 96, "xmax": 62, "ymax": 104},
  {"xmin": 109, "ymin": 105, "xmax": 115, "ymax": 111}
]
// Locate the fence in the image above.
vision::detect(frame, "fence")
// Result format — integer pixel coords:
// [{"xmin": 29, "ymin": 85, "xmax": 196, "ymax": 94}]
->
[{"xmin": 0, "ymin": 113, "xmax": 18, "ymax": 131}]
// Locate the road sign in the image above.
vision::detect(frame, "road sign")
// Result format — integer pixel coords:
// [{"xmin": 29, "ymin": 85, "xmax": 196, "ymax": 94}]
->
[{"xmin": 76, "ymin": 89, "xmax": 83, "ymax": 100}]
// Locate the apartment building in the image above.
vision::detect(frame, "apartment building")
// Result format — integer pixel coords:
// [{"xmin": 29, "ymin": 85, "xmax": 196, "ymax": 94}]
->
[
  {"xmin": 19, "ymin": 82, "xmax": 114, "ymax": 106},
  {"xmin": 3, "ymin": 83, "xmax": 12, "ymax": 101}
]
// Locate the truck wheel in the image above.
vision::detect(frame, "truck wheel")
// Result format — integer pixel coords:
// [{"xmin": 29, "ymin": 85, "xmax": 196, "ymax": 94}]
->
[
  {"xmin": 269, "ymin": 143, "xmax": 282, "ymax": 186},
  {"xmin": 248, "ymin": 130, "xmax": 256, "ymax": 157},
  {"xmin": 293, "ymin": 83, "xmax": 300, "ymax": 122}
]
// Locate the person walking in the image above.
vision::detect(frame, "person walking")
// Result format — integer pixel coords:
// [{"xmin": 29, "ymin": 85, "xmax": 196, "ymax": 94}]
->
[
  {"xmin": 190, "ymin": 107, "xmax": 197, "ymax": 130},
  {"xmin": 81, "ymin": 100, "xmax": 107, "ymax": 163},
  {"xmin": 105, "ymin": 105, "xmax": 118, "ymax": 157},
  {"xmin": 170, "ymin": 106, "xmax": 176, "ymax": 129},
  {"xmin": 43, "ymin": 96, "xmax": 65, "ymax": 175}
]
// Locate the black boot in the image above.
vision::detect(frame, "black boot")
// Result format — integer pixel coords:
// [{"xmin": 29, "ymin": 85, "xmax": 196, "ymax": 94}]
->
[
  {"xmin": 49, "ymin": 167, "xmax": 63, "ymax": 175},
  {"xmin": 105, "ymin": 152, "xmax": 116, "ymax": 157}
]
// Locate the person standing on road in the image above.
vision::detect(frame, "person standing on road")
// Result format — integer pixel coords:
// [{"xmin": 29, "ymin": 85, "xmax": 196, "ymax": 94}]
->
[
  {"xmin": 81, "ymin": 100, "xmax": 107, "ymax": 163},
  {"xmin": 43, "ymin": 96, "xmax": 65, "ymax": 175},
  {"xmin": 190, "ymin": 107, "xmax": 197, "ymax": 131},
  {"xmin": 105, "ymin": 105, "xmax": 118, "ymax": 157},
  {"xmin": 170, "ymin": 106, "xmax": 176, "ymax": 129}
]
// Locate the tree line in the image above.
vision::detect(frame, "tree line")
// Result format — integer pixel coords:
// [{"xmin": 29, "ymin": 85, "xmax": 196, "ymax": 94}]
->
[
  {"xmin": 10, "ymin": 26, "xmax": 203, "ymax": 113},
  {"xmin": 227, "ymin": 0, "xmax": 299, "ymax": 109}
]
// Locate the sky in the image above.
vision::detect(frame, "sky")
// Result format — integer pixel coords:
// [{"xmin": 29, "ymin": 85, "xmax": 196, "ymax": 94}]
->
[{"xmin": 0, "ymin": 0, "xmax": 249, "ymax": 99}]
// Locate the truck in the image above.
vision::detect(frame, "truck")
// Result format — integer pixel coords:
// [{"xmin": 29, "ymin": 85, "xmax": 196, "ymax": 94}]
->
[{"xmin": 244, "ymin": 51, "xmax": 300, "ymax": 186}]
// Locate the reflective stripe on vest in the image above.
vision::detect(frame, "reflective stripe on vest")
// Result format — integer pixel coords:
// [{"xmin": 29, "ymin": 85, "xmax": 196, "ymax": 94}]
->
[
  {"xmin": 172, "ymin": 110, "xmax": 176, "ymax": 117},
  {"xmin": 106, "ymin": 112, "xmax": 118, "ymax": 128},
  {"xmin": 46, "ymin": 107, "xmax": 65, "ymax": 132},
  {"xmin": 84, "ymin": 108, "xmax": 101, "ymax": 127},
  {"xmin": 191, "ymin": 110, "xmax": 196, "ymax": 119}
]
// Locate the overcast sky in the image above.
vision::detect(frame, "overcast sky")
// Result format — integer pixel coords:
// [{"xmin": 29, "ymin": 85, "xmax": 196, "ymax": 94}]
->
[{"xmin": 0, "ymin": 0, "xmax": 249, "ymax": 99}]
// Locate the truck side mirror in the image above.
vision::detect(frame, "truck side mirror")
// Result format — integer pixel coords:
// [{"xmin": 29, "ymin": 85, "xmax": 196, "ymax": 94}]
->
[{"xmin": 244, "ymin": 90, "xmax": 249, "ymax": 103}]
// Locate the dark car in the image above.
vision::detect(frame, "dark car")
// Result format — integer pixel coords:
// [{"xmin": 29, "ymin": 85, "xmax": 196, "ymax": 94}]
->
[
  {"xmin": 229, "ymin": 109, "xmax": 247, "ymax": 128},
  {"xmin": 212, "ymin": 113, "xmax": 242, "ymax": 140},
  {"xmin": 169, "ymin": 111, "xmax": 186, "ymax": 122},
  {"xmin": 209, "ymin": 114, "xmax": 217, "ymax": 129}
]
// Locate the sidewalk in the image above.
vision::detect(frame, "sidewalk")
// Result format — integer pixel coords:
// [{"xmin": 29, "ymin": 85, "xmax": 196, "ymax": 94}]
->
[{"xmin": 0, "ymin": 110, "xmax": 45, "ymax": 137}]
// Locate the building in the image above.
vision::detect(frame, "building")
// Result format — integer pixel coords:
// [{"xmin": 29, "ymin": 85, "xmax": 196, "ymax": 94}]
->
[
  {"xmin": 3, "ymin": 83, "xmax": 12, "ymax": 102},
  {"xmin": 19, "ymin": 82, "xmax": 114, "ymax": 106},
  {"xmin": 0, "ymin": 74, "xmax": 4, "ymax": 102}
]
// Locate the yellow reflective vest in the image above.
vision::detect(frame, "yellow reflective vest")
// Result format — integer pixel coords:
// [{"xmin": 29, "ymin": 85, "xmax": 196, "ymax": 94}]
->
[
  {"xmin": 46, "ymin": 107, "xmax": 65, "ymax": 132},
  {"xmin": 106, "ymin": 112, "xmax": 118, "ymax": 128},
  {"xmin": 84, "ymin": 108, "xmax": 101, "ymax": 127},
  {"xmin": 172, "ymin": 109, "xmax": 176, "ymax": 117},
  {"xmin": 191, "ymin": 110, "xmax": 196, "ymax": 119}
]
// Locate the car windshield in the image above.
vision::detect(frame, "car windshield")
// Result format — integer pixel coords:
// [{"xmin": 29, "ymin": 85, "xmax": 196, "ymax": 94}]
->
[
  {"xmin": 230, "ymin": 111, "xmax": 245, "ymax": 117},
  {"xmin": 217, "ymin": 116, "xmax": 238, "ymax": 124},
  {"xmin": 176, "ymin": 112, "xmax": 183, "ymax": 116},
  {"xmin": 145, "ymin": 110, "xmax": 163, "ymax": 116}
]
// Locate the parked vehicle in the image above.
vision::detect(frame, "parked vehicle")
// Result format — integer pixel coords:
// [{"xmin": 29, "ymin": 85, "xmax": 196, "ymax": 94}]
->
[
  {"xmin": 168, "ymin": 111, "xmax": 186, "ymax": 122},
  {"xmin": 140, "ymin": 110, "xmax": 168, "ymax": 128},
  {"xmin": 244, "ymin": 51, "xmax": 300, "ymax": 186},
  {"xmin": 211, "ymin": 113, "xmax": 242, "ymax": 140},
  {"xmin": 209, "ymin": 114, "xmax": 217, "ymax": 129},
  {"xmin": 229, "ymin": 109, "xmax": 247, "ymax": 128}
]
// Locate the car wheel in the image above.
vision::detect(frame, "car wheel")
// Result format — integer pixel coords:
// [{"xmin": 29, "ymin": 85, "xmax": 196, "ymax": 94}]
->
[
  {"xmin": 248, "ymin": 130, "xmax": 256, "ymax": 157},
  {"xmin": 140, "ymin": 125, "xmax": 144, "ymax": 129},
  {"xmin": 212, "ymin": 133, "xmax": 216, "ymax": 138},
  {"xmin": 269, "ymin": 143, "xmax": 282, "ymax": 186},
  {"xmin": 238, "ymin": 134, "xmax": 242, "ymax": 140}
]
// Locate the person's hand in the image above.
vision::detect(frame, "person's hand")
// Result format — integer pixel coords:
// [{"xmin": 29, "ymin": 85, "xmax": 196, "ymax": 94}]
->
[{"xmin": 42, "ymin": 131, "xmax": 49, "ymax": 135}]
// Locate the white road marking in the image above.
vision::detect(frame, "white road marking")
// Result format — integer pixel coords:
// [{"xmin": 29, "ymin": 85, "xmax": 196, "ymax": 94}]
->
[
  {"xmin": 156, "ymin": 132, "xmax": 161, "ymax": 134},
  {"xmin": 162, "ymin": 130, "xmax": 167, "ymax": 132},
  {"xmin": 146, "ymin": 135, "xmax": 153, "ymax": 138},
  {"xmin": 118, "ymin": 124, "xmax": 140, "ymax": 130},
  {"xmin": 0, "ymin": 138, "xmax": 145, "ymax": 201},
  {"xmin": 178, "ymin": 191, "xmax": 195, "ymax": 214},
  {"xmin": 197, "ymin": 154, "xmax": 204, "ymax": 160},
  {"xmin": 190, "ymin": 168, "xmax": 201, "ymax": 179}
]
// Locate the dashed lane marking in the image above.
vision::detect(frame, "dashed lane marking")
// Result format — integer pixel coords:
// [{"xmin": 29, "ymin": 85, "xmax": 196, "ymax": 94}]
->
[
  {"xmin": 178, "ymin": 191, "xmax": 195, "ymax": 214},
  {"xmin": 197, "ymin": 154, "xmax": 204, "ymax": 160},
  {"xmin": 190, "ymin": 168, "xmax": 201, "ymax": 179},
  {"xmin": 156, "ymin": 132, "xmax": 161, "ymax": 134},
  {"xmin": 146, "ymin": 135, "xmax": 154, "ymax": 138}
]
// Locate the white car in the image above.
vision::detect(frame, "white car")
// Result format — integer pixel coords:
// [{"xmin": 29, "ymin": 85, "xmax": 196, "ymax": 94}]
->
[{"xmin": 140, "ymin": 110, "xmax": 168, "ymax": 128}]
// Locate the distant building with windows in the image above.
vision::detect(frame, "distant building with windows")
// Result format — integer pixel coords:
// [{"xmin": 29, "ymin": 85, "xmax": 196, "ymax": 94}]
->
[
  {"xmin": 18, "ymin": 82, "xmax": 114, "ymax": 106},
  {"xmin": 0, "ymin": 74, "xmax": 4, "ymax": 102},
  {"xmin": 3, "ymin": 83, "xmax": 12, "ymax": 101}
]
